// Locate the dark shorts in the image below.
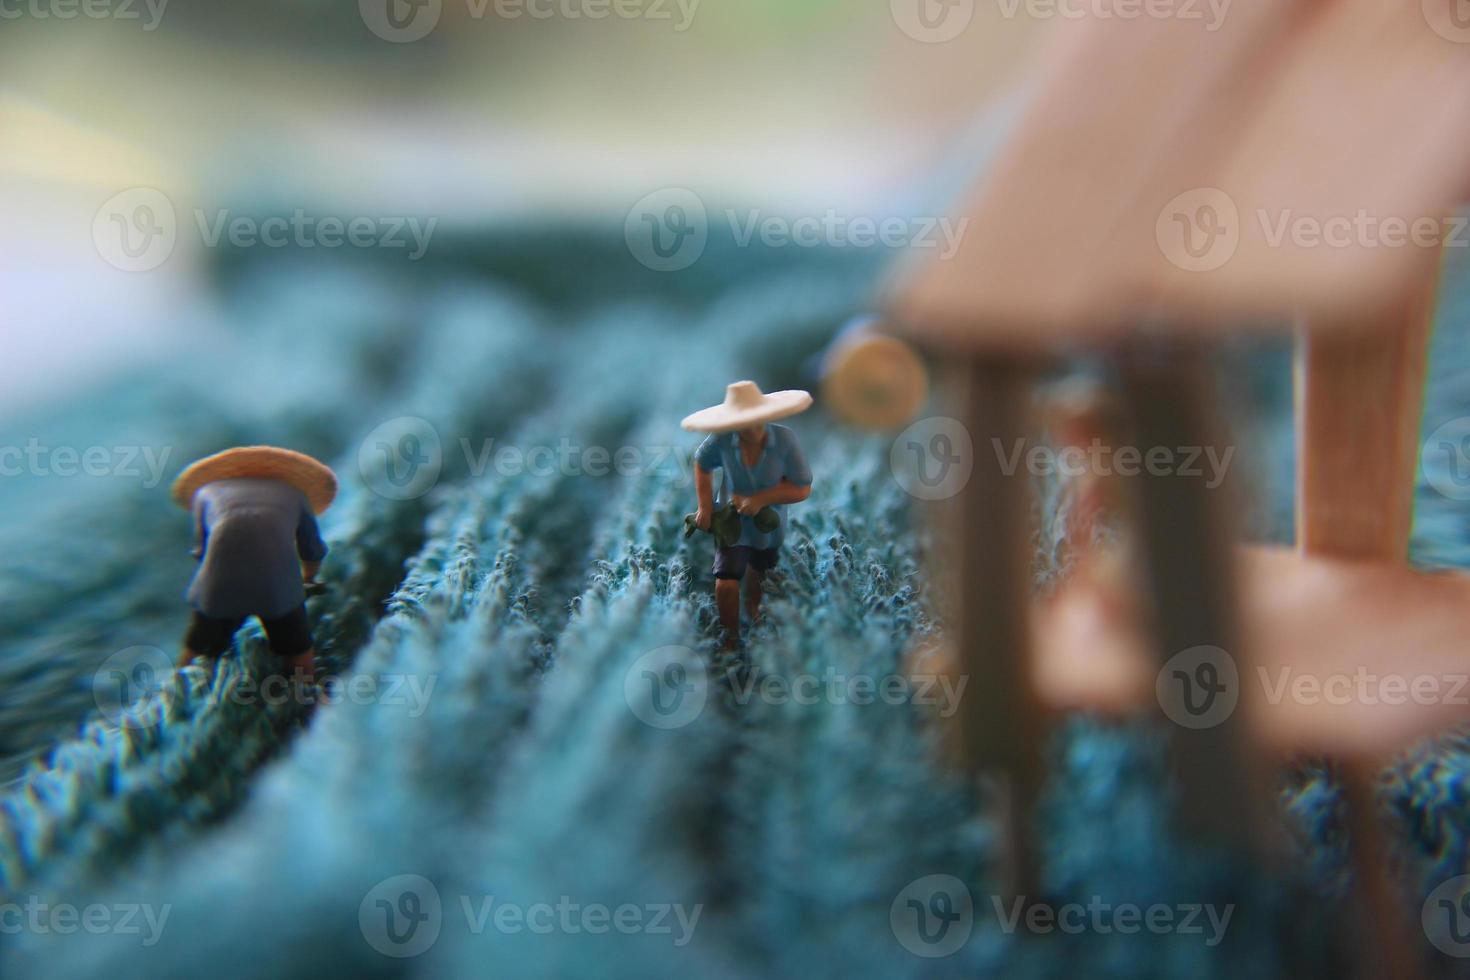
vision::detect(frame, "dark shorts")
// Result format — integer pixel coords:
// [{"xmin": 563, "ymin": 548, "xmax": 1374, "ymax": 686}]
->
[
  {"xmin": 185, "ymin": 606, "xmax": 315, "ymax": 659},
  {"xmin": 713, "ymin": 546, "xmax": 780, "ymax": 581}
]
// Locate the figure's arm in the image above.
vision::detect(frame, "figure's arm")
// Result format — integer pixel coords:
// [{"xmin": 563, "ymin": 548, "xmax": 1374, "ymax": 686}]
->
[
  {"xmin": 192, "ymin": 500, "xmax": 209, "ymax": 560},
  {"xmin": 694, "ymin": 464, "xmax": 717, "ymax": 530},
  {"xmin": 736, "ymin": 479, "xmax": 811, "ymax": 514},
  {"xmin": 297, "ymin": 506, "xmax": 329, "ymax": 583}
]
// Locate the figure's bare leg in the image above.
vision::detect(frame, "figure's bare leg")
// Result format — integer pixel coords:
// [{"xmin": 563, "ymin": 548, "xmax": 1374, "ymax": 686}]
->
[
  {"xmin": 743, "ymin": 567, "xmax": 765, "ymax": 621},
  {"xmin": 287, "ymin": 648, "xmax": 316, "ymax": 684},
  {"xmin": 716, "ymin": 580, "xmax": 742, "ymax": 649}
]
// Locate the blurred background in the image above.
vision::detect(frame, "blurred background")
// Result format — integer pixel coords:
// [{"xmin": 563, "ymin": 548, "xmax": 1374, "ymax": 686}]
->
[{"xmin": 2, "ymin": 0, "xmax": 1048, "ymax": 413}]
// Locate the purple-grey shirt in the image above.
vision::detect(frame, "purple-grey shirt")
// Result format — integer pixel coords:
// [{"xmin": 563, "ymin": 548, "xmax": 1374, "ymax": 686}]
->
[{"xmin": 186, "ymin": 478, "xmax": 328, "ymax": 619}]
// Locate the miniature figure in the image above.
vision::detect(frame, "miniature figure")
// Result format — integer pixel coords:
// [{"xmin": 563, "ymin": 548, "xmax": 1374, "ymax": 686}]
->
[
  {"xmin": 171, "ymin": 446, "xmax": 337, "ymax": 681},
  {"xmin": 682, "ymin": 382, "xmax": 813, "ymax": 648}
]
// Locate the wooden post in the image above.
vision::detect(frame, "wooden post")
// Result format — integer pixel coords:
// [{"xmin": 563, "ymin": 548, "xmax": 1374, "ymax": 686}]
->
[
  {"xmin": 1115, "ymin": 343, "xmax": 1267, "ymax": 853},
  {"xmin": 1295, "ymin": 256, "xmax": 1442, "ymax": 980},
  {"xmin": 952, "ymin": 355, "xmax": 1044, "ymax": 901}
]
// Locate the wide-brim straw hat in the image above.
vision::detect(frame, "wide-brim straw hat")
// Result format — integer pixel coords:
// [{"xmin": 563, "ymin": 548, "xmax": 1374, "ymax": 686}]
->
[
  {"xmin": 171, "ymin": 446, "xmax": 338, "ymax": 515},
  {"xmin": 681, "ymin": 381, "xmax": 813, "ymax": 434}
]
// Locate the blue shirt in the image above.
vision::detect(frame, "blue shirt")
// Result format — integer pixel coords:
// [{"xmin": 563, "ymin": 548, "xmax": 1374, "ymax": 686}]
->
[
  {"xmin": 187, "ymin": 478, "xmax": 329, "ymax": 619},
  {"xmin": 695, "ymin": 424, "xmax": 812, "ymax": 550}
]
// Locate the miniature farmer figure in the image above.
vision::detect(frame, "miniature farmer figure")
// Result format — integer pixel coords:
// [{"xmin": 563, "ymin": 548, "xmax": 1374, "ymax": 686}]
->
[
  {"xmin": 170, "ymin": 447, "xmax": 337, "ymax": 681},
  {"xmin": 683, "ymin": 381, "xmax": 814, "ymax": 648}
]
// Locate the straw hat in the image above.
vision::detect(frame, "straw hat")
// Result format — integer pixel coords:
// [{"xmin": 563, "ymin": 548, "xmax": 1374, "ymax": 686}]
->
[
  {"xmin": 171, "ymin": 446, "xmax": 338, "ymax": 515},
  {"xmin": 681, "ymin": 381, "xmax": 813, "ymax": 434},
  {"xmin": 820, "ymin": 333, "xmax": 928, "ymax": 431}
]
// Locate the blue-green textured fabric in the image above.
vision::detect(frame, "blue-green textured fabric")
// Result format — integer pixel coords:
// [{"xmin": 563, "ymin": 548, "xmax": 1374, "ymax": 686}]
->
[{"xmin": 2, "ymin": 227, "xmax": 1470, "ymax": 978}]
